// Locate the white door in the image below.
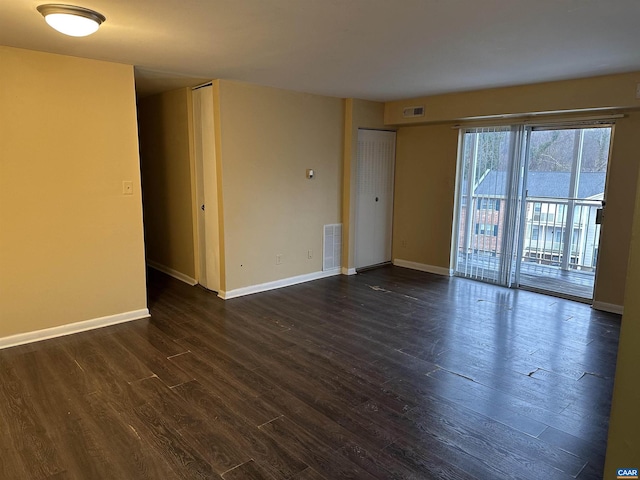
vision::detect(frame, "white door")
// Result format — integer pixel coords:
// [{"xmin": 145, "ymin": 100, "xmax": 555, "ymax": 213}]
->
[
  {"xmin": 192, "ymin": 85, "xmax": 220, "ymax": 292},
  {"xmin": 355, "ymin": 129, "xmax": 396, "ymax": 269}
]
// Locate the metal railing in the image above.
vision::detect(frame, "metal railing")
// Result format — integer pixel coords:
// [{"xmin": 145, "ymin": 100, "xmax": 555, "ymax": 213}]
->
[
  {"xmin": 456, "ymin": 194, "xmax": 506, "ymax": 282},
  {"xmin": 457, "ymin": 195, "xmax": 601, "ymax": 277},
  {"xmin": 522, "ymin": 197, "xmax": 600, "ymax": 273}
]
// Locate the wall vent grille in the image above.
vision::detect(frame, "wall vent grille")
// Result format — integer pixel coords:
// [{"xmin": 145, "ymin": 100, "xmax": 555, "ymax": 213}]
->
[
  {"xmin": 323, "ymin": 224, "xmax": 342, "ymax": 271},
  {"xmin": 403, "ymin": 106, "xmax": 425, "ymax": 118}
]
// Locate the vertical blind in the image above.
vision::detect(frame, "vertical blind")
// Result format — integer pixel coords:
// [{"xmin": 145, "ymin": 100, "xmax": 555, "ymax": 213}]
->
[{"xmin": 454, "ymin": 126, "xmax": 525, "ymax": 286}]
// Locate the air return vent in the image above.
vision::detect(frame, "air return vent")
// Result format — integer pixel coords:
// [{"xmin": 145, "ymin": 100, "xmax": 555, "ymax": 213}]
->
[
  {"xmin": 323, "ymin": 224, "xmax": 342, "ymax": 271},
  {"xmin": 403, "ymin": 106, "xmax": 425, "ymax": 118}
]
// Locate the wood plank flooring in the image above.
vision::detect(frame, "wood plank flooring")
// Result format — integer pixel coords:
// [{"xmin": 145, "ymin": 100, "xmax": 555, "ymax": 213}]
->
[{"xmin": 0, "ymin": 266, "xmax": 620, "ymax": 479}]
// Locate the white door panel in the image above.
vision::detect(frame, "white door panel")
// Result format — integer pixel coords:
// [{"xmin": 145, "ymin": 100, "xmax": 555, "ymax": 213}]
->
[{"xmin": 355, "ymin": 129, "xmax": 396, "ymax": 269}]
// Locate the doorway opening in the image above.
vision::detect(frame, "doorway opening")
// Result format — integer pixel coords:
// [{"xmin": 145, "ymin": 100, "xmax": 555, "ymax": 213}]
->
[{"xmin": 453, "ymin": 123, "xmax": 613, "ymax": 301}]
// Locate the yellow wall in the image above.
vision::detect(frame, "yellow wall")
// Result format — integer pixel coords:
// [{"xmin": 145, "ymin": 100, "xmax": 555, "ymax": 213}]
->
[
  {"xmin": 342, "ymin": 99, "xmax": 388, "ymax": 271},
  {"xmin": 0, "ymin": 47, "xmax": 147, "ymax": 337},
  {"xmin": 392, "ymin": 125, "xmax": 459, "ymax": 268},
  {"xmin": 138, "ymin": 88, "xmax": 196, "ymax": 279},
  {"xmin": 386, "ymin": 72, "xmax": 640, "ymax": 125},
  {"xmin": 387, "ymin": 74, "xmax": 640, "ymax": 308},
  {"xmin": 213, "ymin": 80, "xmax": 343, "ymax": 293},
  {"xmin": 604, "ymin": 169, "xmax": 640, "ymax": 474},
  {"xmin": 595, "ymin": 113, "xmax": 640, "ymax": 307}
]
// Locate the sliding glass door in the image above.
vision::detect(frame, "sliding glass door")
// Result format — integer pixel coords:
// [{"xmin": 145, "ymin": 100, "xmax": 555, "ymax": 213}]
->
[
  {"xmin": 516, "ymin": 126, "xmax": 611, "ymax": 299},
  {"xmin": 454, "ymin": 123, "xmax": 612, "ymax": 301},
  {"xmin": 454, "ymin": 126, "xmax": 524, "ymax": 286}
]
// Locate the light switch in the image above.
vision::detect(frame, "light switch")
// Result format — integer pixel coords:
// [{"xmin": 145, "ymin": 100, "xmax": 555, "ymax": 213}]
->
[{"xmin": 123, "ymin": 181, "xmax": 133, "ymax": 195}]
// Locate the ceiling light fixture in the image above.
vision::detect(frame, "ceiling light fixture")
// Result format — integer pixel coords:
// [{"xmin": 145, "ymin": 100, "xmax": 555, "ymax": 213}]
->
[{"xmin": 37, "ymin": 4, "xmax": 106, "ymax": 37}]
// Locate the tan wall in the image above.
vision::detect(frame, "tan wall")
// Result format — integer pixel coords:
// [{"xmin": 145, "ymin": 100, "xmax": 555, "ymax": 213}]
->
[
  {"xmin": 214, "ymin": 80, "xmax": 343, "ymax": 292},
  {"xmin": 386, "ymin": 72, "xmax": 640, "ymax": 125},
  {"xmin": 0, "ymin": 47, "xmax": 147, "ymax": 337},
  {"xmin": 138, "ymin": 88, "xmax": 196, "ymax": 279},
  {"xmin": 594, "ymin": 113, "xmax": 640, "ymax": 307},
  {"xmin": 392, "ymin": 125, "xmax": 459, "ymax": 268},
  {"xmin": 342, "ymin": 99, "xmax": 388, "ymax": 270},
  {"xmin": 604, "ymin": 156, "xmax": 640, "ymax": 475},
  {"xmin": 388, "ymin": 75, "xmax": 640, "ymax": 308}
]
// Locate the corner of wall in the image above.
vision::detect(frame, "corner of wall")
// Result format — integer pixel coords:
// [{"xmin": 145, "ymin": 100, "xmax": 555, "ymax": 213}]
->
[
  {"xmin": 342, "ymin": 98, "xmax": 354, "ymax": 270},
  {"xmin": 211, "ymin": 80, "xmax": 227, "ymax": 293}
]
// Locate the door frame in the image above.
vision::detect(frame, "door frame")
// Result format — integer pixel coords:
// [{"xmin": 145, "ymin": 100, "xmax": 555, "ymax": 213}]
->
[
  {"xmin": 191, "ymin": 83, "xmax": 221, "ymax": 292},
  {"xmin": 591, "ymin": 124, "xmax": 617, "ymax": 304}
]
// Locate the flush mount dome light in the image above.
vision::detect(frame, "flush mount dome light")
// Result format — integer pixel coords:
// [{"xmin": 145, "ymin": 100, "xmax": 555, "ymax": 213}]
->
[{"xmin": 37, "ymin": 4, "xmax": 106, "ymax": 37}]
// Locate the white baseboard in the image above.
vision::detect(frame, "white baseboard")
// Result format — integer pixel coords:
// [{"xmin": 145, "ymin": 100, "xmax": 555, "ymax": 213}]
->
[
  {"xmin": 147, "ymin": 260, "xmax": 197, "ymax": 286},
  {"xmin": 342, "ymin": 267, "xmax": 357, "ymax": 275},
  {"xmin": 0, "ymin": 308, "xmax": 150, "ymax": 350},
  {"xmin": 219, "ymin": 268, "xmax": 341, "ymax": 300},
  {"xmin": 393, "ymin": 259, "xmax": 454, "ymax": 277},
  {"xmin": 592, "ymin": 301, "xmax": 624, "ymax": 315}
]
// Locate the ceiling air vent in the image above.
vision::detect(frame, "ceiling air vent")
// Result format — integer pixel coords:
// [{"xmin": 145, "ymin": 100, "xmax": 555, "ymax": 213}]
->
[{"xmin": 403, "ymin": 106, "xmax": 425, "ymax": 118}]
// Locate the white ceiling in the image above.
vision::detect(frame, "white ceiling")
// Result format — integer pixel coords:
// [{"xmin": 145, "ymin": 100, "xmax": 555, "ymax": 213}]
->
[{"xmin": 1, "ymin": 1, "xmax": 639, "ymax": 100}]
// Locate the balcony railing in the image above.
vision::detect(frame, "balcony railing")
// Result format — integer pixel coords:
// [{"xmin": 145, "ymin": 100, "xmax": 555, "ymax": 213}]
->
[
  {"xmin": 522, "ymin": 196, "xmax": 601, "ymax": 273},
  {"xmin": 458, "ymin": 195, "xmax": 601, "ymax": 274}
]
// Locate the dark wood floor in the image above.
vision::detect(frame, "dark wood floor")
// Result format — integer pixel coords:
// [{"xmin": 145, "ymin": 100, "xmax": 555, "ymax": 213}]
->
[{"xmin": 0, "ymin": 266, "xmax": 620, "ymax": 479}]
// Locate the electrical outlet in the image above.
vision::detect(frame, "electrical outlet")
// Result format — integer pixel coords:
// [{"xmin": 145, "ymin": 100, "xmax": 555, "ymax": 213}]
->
[
  {"xmin": 276, "ymin": 254, "xmax": 282, "ymax": 265},
  {"xmin": 636, "ymin": 83, "xmax": 640, "ymax": 99},
  {"xmin": 401, "ymin": 239, "xmax": 407, "ymax": 248},
  {"xmin": 308, "ymin": 249, "xmax": 313, "ymax": 259}
]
